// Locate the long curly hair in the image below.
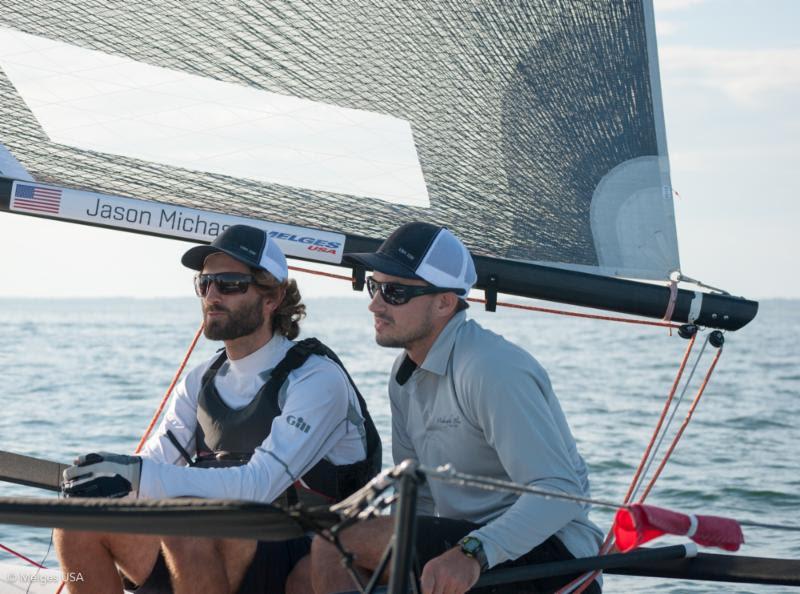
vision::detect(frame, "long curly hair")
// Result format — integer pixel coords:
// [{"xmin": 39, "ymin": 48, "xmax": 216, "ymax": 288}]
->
[{"xmin": 253, "ymin": 270, "xmax": 306, "ymax": 340}]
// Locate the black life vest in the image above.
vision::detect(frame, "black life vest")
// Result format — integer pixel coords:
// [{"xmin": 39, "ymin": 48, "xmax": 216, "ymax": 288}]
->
[{"xmin": 193, "ymin": 338, "xmax": 382, "ymax": 506}]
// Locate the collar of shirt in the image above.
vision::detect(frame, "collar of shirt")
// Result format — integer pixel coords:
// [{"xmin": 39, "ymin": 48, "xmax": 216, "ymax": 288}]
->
[
  {"xmin": 213, "ymin": 334, "xmax": 293, "ymax": 408},
  {"xmin": 224, "ymin": 333, "xmax": 291, "ymax": 378},
  {"xmin": 396, "ymin": 310, "xmax": 467, "ymax": 384}
]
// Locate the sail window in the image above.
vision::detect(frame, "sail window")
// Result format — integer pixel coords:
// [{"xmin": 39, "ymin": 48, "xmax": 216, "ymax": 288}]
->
[{"xmin": 0, "ymin": 27, "xmax": 430, "ymax": 208}]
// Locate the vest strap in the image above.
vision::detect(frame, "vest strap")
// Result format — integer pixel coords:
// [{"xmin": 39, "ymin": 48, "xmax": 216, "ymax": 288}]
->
[{"xmin": 194, "ymin": 338, "xmax": 382, "ymax": 503}]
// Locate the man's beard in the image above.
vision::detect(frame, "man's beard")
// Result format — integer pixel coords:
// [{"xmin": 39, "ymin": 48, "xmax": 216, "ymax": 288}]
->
[
  {"xmin": 203, "ymin": 297, "xmax": 265, "ymax": 341},
  {"xmin": 374, "ymin": 308, "xmax": 433, "ymax": 349}
]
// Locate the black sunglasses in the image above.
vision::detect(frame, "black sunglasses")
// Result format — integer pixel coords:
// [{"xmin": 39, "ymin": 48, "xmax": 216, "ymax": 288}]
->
[
  {"xmin": 366, "ymin": 276, "xmax": 455, "ymax": 306},
  {"xmin": 194, "ymin": 273, "xmax": 261, "ymax": 297}
]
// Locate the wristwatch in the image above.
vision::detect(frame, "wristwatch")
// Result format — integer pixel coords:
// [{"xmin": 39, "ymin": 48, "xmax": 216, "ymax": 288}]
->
[{"xmin": 458, "ymin": 536, "xmax": 489, "ymax": 572}]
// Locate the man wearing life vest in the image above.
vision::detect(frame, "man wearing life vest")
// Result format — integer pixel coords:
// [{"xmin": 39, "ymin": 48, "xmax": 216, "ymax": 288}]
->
[
  {"xmin": 310, "ymin": 222, "xmax": 602, "ymax": 594},
  {"xmin": 55, "ymin": 224, "xmax": 381, "ymax": 594}
]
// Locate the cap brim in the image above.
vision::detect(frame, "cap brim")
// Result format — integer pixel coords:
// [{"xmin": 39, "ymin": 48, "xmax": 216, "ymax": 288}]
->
[
  {"xmin": 181, "ymin": 245, "xmax": 260, "ymax": 271},
  {"xmin": 345, "ymin": 252, "xmax": 423, "ymax": 280},
  {"xmin": 182, "ymin": 245, "xmax": 221, "ymax": 271}
]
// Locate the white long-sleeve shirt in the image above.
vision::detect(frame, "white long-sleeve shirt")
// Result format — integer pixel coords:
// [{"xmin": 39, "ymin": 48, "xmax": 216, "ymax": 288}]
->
[
  {"xmin": 390, "ymin": 311, "xmax": 603, "ymax": 569},
  {"xmin": 137, "ymin": 334, "xmax": 368, "ymax": 503}
]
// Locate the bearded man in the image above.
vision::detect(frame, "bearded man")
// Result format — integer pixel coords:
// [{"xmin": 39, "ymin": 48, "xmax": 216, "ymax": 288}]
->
[{"xmin": 55, "ymin": 224, "xmax": 381, "ymax": 594}]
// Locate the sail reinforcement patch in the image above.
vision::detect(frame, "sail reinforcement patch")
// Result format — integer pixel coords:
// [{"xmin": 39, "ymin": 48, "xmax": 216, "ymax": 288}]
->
[{"xmin": 0, "ymin": 27, "xmax": 430, "ymax": 208}]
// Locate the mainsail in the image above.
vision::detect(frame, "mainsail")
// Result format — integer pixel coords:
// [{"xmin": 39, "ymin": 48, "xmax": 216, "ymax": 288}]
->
[{"xmin": 0, "ymin": 1, "xmax": 756, "ymax": 328}]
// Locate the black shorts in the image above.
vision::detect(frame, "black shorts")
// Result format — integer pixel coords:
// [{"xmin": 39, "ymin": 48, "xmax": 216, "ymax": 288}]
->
[
  {"xmin": 415, "ymin": 517, "xmax": 602, "ymax": 594},
  {"xmin": 126, "ymin": 536, "xmax": 311, "ymax": 594}
]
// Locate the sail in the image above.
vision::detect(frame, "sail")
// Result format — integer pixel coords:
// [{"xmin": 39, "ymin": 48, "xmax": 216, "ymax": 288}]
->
[
  {"xmin": 0, "ymin": 1, "xmax": 758, "ymax": 329},
  {"xmin": 0, "ymin": 1, "xmax": 676, "ymax": 276}
]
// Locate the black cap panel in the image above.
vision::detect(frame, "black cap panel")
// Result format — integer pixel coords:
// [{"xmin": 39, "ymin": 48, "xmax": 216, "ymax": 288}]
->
[
  {"xmin": 377, "ymin": 222, "xmax": 440, "ymax": 273},
  {"xmin": 346, "ymin": 221, "xmax": 476, "ymax": 297},
  {"xmin": 346, "ymin": 221, "xmax": 441, "ymax": 278},
  {"xmin": 182, "ymin": 225, "xmax": 266, "ymax": 271}
]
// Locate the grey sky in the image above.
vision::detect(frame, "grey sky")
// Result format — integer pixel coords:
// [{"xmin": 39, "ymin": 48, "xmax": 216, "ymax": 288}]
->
[{"xmin": 656, "ymin": 0, "xmax": 799, "ymax": 298}]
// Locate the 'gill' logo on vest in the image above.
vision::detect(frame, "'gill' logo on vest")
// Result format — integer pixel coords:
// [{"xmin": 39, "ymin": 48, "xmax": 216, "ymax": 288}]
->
[{"xmin": 286, "ymin": 415, "xmax": 311, "ymax": 433}]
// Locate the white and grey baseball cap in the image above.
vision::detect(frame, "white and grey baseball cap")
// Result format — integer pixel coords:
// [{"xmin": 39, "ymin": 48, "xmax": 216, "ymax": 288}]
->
[
  {"xmin": 182, "ymin": 224, "xmax": 288, "ymax": 282},
  {"xmin": 347, "ymin": 222, "xmax": 477, "ymax": 297}
]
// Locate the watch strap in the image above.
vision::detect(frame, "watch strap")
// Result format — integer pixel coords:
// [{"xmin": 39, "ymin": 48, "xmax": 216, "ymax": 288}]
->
[{"xmin": 458, "ymin": 536, "xmax": 489, "ymax": 572}]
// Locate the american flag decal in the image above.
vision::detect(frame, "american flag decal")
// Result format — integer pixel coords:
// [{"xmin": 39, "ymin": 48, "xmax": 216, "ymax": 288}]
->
[{"xmin": 12, "ymin": 184, "xmax": 62, "ymax": 214}]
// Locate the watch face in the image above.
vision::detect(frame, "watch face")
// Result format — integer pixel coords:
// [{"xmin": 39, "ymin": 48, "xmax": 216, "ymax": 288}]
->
[{"xmin": 460, "ymin": 536, "xmax": 482, "ymax": 555}]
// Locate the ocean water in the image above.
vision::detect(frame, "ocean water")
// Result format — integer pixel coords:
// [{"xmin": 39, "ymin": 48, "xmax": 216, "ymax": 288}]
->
[{"xmin": 0, "ymin": 296, "xmax": 798, "ymax": 593}]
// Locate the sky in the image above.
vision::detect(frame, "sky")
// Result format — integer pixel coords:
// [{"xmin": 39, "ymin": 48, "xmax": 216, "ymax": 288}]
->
[{"xmin": 0, "ymin": 0, "xmax": 797, "ymax": 300}]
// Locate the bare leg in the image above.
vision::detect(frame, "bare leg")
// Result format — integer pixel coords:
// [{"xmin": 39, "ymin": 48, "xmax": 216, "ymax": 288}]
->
[
  {"xmin": 311, "ymin": 516, "xmax": 395, "ymax": 594},
  {"xmin": 286, "ymin": 554, "xmax": 312, "ymax": 594},
  {"xmin": 161, "ymin": 536, "xmax": 257, "ymax": 594},
  {"xmin": 54, "ymin": 529, "xmax": 160, "ymax": 594}
]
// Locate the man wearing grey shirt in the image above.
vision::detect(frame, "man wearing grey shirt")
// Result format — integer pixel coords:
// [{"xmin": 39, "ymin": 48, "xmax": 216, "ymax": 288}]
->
[{"xmin": 311, "ymin": 222, "xmax": 602, "ymax": 594}]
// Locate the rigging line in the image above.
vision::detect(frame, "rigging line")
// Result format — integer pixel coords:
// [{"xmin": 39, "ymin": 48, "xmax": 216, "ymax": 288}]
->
[
  {"xmin": 287, "ymin": 265, "xmax": 353, "ymax": 282},
  {"xmin": 285, "ymin": 263, "xmax": 682, "ymax": 329},
  {"xmin": 0, "ymin": 543, "xmax": 47, "ymax": 569},
  {"xmin": 562, "ymin": 335, "xmax": 720, "ymax": 594},
  {"xmin": 134, "ymin": 323, "xmax": 204, "ymax": 454},
  {"xmin": 57, "ymin": 322, "xmax": 206, "ymax": 594},
  {"xmin": 420, "ymin": 464, "xmax": 624, "ymax": 510},
  {"xmin": 0, "ymin": 501, "xmax": 55, "ymax": 586},
  {"xmin": 622, "ymin": 333, "xmax": 697, "ymax": 505},
  {"xmin": 674, "ymin": 272, "xmax": 731, "ymax": 296},
  {"xmin": 558, "ymin": 335, "xmax": 699, "ymax": 593},
  {"xmin": 325, "ymin": 529, "xmax": 368, "ymax": 594},
  {"xmin": 29, "ymin": 528, "xmax": 55, "ymax": 594},
  {"xmin": 602, "ymin": 333, "xmax": 699, "ymax": 560},
  {"xmin": 639, "ymin": 344, "xmax": 724, "ymax": 502},
  {"xmin": 407, "ymin": 466, "xmax": 800, "ymax": 532},
  {"xmin": 466, "ymin": 298, "xmax": 682, "ymax": 328},
  {"xmin": 577, "ymin": 342, "xmax": 724, "ymax": 594},
  {"xmin": 631, "ymin": 334, "xmax": 710, "ymax": 502}
]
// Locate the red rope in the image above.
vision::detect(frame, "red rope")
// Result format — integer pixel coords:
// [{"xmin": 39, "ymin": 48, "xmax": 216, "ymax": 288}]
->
[
  {"xmin": 621, "ymin": 334, "xmax": 697, "ymax": 505},
  {"xmin": 134, "ymin": 324, "xmax": 204, "ymax": 454},
  {"xmin": 285, "ymin": 264, "xmax": 682, "ymax": 329},
  {"xmin": 51, "ymin": 324, "xmax": 205, "ymax": 594},
  {"xmin": 467, "ymin": 297, "xmax": 681, "ymax": 328},
  {"xmin": 638, "ymin": 346, "xmax": 723, "ymax": 502},
  {"xmin": 287, "ymin": 265, "xmax": 352, "ymax": 282},
  {"xmin": 0, "ymin": 542, "xmax": 47, "ymax": 569},
  {"xmin": 557, "ymin": 336, "xmax": 697, "ymax": 593},
  {"xmin": 562, "ymin": 339, "xmax": 724, "ymax": 594}
]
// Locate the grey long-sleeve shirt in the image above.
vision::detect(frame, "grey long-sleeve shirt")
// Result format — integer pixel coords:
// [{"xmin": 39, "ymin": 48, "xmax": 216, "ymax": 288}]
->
[{"xmin": 390, "ymin": 311, "xmax": 602, "ymax": 568}]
